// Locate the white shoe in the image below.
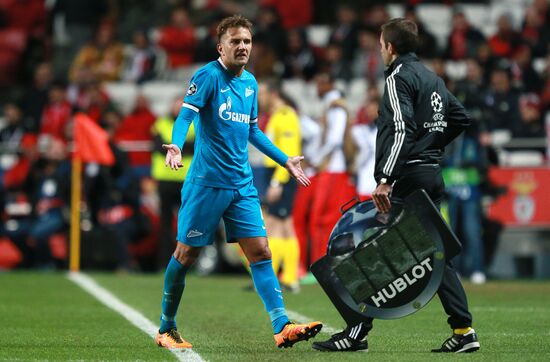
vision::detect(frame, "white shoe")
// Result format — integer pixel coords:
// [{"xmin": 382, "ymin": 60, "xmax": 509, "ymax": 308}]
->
[{"xmin": 470, "ymin": 272, "xmax": 486, "ymax": 284}]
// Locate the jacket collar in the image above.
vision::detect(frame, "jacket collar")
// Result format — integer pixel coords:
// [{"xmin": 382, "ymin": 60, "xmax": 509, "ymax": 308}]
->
[{"xmin": 385, "ymin": 52, "xmax": 418, "ymax": 76}]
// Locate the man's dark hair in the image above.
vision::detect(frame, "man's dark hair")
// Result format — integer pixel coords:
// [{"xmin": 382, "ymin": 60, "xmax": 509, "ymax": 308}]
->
[
  {"xmin": 216, "ymin": 14, "xmax": 253, "ymax": 42},
  {"xmin": 381, "ymin": 18, "xmax": 418, "ymax": 55}
]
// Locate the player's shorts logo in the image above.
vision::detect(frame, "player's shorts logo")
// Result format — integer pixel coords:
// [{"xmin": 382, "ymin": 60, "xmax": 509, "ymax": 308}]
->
[
  {"xmin": 187, "ymin": 229, "xmax": 203, "ymax": 238},
  {"xmin": 187, "ymin": 82, "xmax": 197, "ymax": 96}
]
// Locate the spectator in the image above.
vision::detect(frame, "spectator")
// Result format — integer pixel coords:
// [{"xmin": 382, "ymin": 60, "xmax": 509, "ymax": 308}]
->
[
  {"xmin": 455, "ymin": 59, "xmax": 491, "ymax": 133},
  {"xmin": 488, "ymin": 13, "xmax": 521, "ymax": 59},
  {"xmin": 22, "ymin": 62, "xmax": 53, "ymax": 132},
  {"xmin": 320, "ymin": 42, "xmax": 352, "ymax": 82},
  {"xmin": 0, "ymin": 0, "xmax": 47, "ymax": 82},
  {"xmin": 511, "ymin": 44, "xmax": 544, "ymax": 93},
  {"xmin": 282, "ymin": 28, "xmax": 318, "ymax": 80},
  {"xmin": 475, "ymin": 41, "xmax": 498, "ymax": 84},
  {"xmin": 23, "ymin": 137, "xmax": 69, "ymax": 269},
  {"xmin": 40, "ymin": 82, "xmax": 72, "ymax": 143},
  {"xmin": 360, "ymin": 5, "xmax": 389, "ymax": 31},
  {"xmin": 445, "ymin": 11, "xmax": 485, "ymax": 60},
  {"xmin": 513, "ymin": 93, "xmax": 546, "ymax": 141},
  {"xmin": 0, "ymin": 102, "xmax": 35, "ymax": 193},
  {"xmin": 69, "ymin": 21, "xmax": 125, "ymax": 82},
  {"xmin": 113, "ymin": 94, "xmax": 156, "ymax": 178},
  {"xmin": 0, "ymin": 102, "xmax": 37, "ymax": 268},
  {"xmin": 247, "ymin": 34, "xmax": 277, "ymax": 79},
  {"xmin": 329, "ymin": 4, "xmax": 359, "ymax": 63},
  {"xmin": 155, "ymin": 7, "xmax": 196, "ymax": 69},
  {"xmin": 430, "ymin": 57, "xmax": 452, "ymax": 87},
  {"xmin": 194, "ymin": 19, "xmax": 220, "ymax": 63},
  {"xmin": 50, "ymin": 0, "xmax": 109, "ymax": 80},
  {"xmin": 404, "ymin": 5, "xmax": 438, "ymax": 59},
  {"xmin": 75, "ymin": 82, "xmax": 113, "ymax": 124},
  {"xmin": 122, "ymin": 29, "xmax": 158, "ymax": 84},
  {"xmin": 484, "ymin": 65, "xmax": 521, "ymax": 132},
  {"xmin": 352, "ymin": 28, "xmax": 384, "ymax": 83},
  {"xmin": 66, "ymin": 64, "xmax": 97, "ymax": 107},
  {"xmin": 521, "ymin": 5, "xmax": 550, "ymax": 57},
  {"xmin": 533, "ymin": 0, "xmax": 550, "ymax": 23},
  {"xmin": 255, "ymin": 6, "xmax": 286, "ymax": 58}
]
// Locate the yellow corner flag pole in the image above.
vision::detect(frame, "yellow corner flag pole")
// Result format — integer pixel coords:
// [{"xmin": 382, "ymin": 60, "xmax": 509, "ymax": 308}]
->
[{"xmin": 69, "ymin": 156, "xmax": 82, "ymax": 272}]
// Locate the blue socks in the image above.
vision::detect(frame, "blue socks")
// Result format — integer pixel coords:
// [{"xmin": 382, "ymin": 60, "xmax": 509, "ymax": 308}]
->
[
  {"xmin": 160, "ymin": 258, "xmax": 289, "ymax": 334},
  {"xmin": 250, "ymin": 260, "xmax": 290, "ymax": 334},
  {"xmin": 159, "ymin": 256, "xmax": 189, "ymax": 333}
]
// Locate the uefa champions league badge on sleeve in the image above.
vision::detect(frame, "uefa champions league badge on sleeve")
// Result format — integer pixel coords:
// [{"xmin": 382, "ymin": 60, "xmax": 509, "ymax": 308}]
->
[
  {"xmin": 187, "ymin": 82, "xmax": 197, "ymax": 96},
  {"xmin": 311, "ymin": 190, "xmax": 462, "ymax": 325}
]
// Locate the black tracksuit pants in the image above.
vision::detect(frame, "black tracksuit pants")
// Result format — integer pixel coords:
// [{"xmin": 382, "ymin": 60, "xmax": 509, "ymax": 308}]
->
[{"xmin": 356, "ymin": 164, "xmax": 472, "ymax": 338}]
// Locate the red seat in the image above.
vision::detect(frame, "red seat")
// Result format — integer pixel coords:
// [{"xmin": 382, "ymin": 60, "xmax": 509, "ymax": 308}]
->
[{"xmin": 0, "ymin": 29, "xmax": 27, "ymax": 53}]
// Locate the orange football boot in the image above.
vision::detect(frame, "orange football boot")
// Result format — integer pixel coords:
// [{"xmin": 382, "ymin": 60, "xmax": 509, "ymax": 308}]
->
[
  {"xmin": 274, "ymin": 321, "xmax": 323, "ymax": 348},
  {"xmin": 155, "ymin": 329, "xmax": 192, "ymax": 349}
]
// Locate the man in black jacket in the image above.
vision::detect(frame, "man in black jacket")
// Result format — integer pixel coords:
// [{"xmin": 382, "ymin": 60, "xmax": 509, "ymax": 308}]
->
[{"xmin": 313, "ymin": 18, "xmax": 480, "ymax": 354}]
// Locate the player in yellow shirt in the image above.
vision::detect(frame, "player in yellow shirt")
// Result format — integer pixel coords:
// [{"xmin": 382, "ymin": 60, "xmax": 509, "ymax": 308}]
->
[{"xmin": 258, "ymin": 80, "xmax": 302, "ymax": 292}]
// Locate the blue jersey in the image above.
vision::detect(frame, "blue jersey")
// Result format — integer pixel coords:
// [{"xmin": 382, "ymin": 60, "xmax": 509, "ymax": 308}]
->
[
  {"xmin": 184, "ymin": 59, "xmax": 258, "ymax": 188},
  {"xmin": 174, "ymin": 58, "xmax": 287, "ymax": 189}
]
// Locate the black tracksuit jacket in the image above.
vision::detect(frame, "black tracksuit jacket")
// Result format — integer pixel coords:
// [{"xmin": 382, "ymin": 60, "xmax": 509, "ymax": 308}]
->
[{"xmin": 374, "ymin": 53, "xmax": 471, "ymax": 184}]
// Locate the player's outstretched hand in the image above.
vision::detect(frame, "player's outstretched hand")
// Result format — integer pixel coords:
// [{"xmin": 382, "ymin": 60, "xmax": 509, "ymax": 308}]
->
[
  {"xmin": 162, "ymin": 144, "xmax": 183, "ymax": 170},
  {"xmin": 285, "ymin": 156, "xmax": 311, "ymax": 187}
]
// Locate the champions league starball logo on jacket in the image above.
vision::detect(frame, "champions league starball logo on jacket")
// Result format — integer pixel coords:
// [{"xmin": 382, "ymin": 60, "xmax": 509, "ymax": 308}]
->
[
  {"xmin": 431, "ymin": 92, "xmax": 443, "ymax": 112},
  {"xmin": 424, "ymin": 92, "xmax": 446, "ymax": 133}
]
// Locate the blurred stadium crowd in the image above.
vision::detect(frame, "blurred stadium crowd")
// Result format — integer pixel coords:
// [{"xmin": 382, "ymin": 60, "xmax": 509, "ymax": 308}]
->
[{"xmin": 0, "ymin": 0, "xmax": 549, "ymax": 282}]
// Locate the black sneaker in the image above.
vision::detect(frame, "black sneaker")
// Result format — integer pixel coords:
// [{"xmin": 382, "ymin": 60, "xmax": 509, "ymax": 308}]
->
[
  {"xmin": 431, "ymin": 329, "xmax": 480, "ymax": 353},
  {"xmin": 312, "ymin": 326, "xmax": 368, "ymax": 352}
]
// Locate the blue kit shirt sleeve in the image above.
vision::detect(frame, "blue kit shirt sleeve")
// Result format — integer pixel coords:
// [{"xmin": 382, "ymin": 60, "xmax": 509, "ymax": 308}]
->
[
  {"xmin": 171, "ymin": 105, "xmax": 196, "ymax": 150},
  {"xmin": 171, "ymin": 67, "xmax": 214, "ymax": 149},
  {"xmin": 183, "ymin": 67, "xmax": 214, "ymax": 109},
  {"xmin": 249, "ymin": 122, "xmax": 288, "ymax": 166}
]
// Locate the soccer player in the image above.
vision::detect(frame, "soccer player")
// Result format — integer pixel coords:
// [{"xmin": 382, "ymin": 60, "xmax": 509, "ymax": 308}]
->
[
  {"xmin": 312, "ymin": 18, "xmax": 480, "ymax": 353},
  {"xmin": 155, "ymin": 15, "xmax": 322, "ymax": 349}
]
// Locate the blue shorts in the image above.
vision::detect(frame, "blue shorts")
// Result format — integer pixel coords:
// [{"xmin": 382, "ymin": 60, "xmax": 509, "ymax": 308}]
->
[{"xmin": 176, "ymin": 180, "xmax": 267, "ymax": 247}]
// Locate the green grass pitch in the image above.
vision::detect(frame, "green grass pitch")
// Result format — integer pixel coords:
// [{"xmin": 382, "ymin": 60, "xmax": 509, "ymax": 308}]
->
[{"xmin": 1, "ymin": 271, "xmax": 549, "ymax": 361}]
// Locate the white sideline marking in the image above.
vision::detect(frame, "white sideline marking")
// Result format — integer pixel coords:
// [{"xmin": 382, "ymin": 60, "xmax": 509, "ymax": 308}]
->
[
  {"xmin": 286, "ymin": 309, "xmax": 340, "ymax": 335},
  {"xmin": 67, "ymin": 272, "xmax": 205, "ymax": 362}
]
